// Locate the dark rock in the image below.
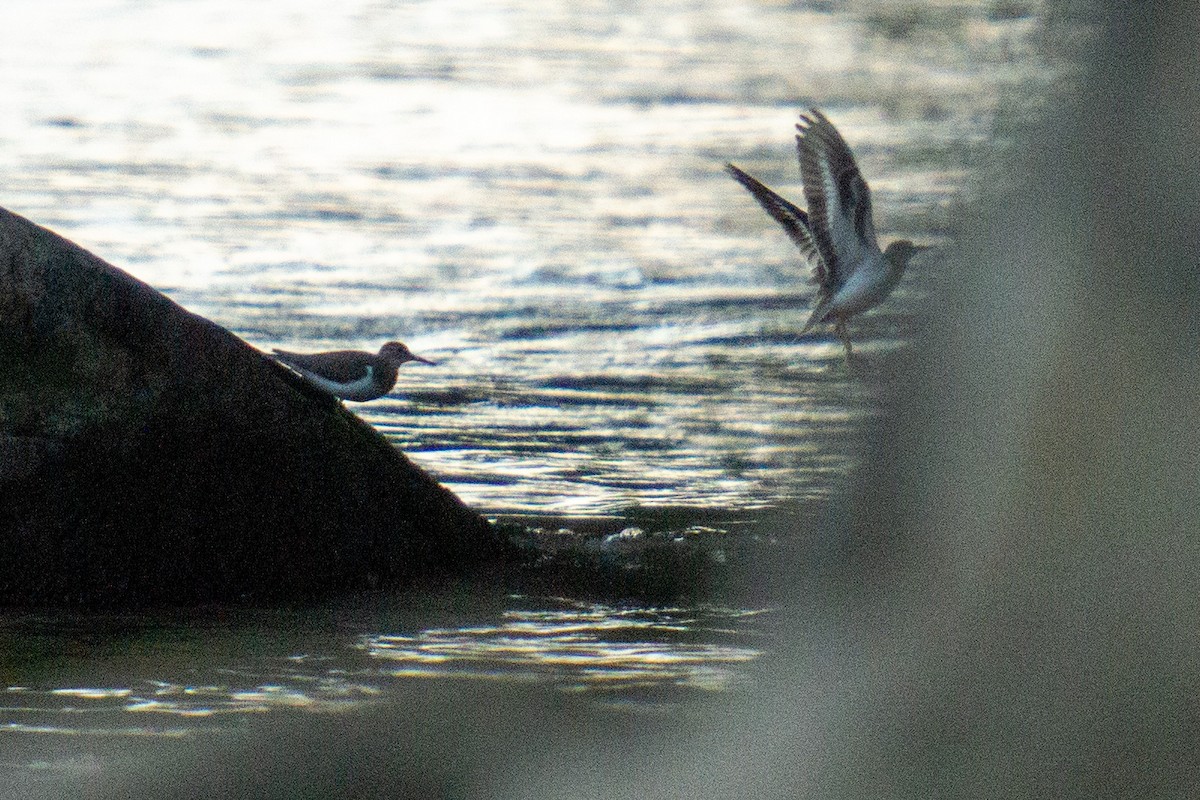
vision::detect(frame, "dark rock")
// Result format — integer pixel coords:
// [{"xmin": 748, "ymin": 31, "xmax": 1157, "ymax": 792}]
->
[{"xmin": 0, "ymin": 206, "xmax": 507, "ymax": 606}]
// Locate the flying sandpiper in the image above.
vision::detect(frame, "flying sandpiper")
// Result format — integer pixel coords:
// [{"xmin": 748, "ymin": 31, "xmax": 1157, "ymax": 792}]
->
[
  {"xmin": 271, "ymin": 341, "xmax": 435, "ymax": 402},
  {"xmin": 727, "ymin": 108, "xmax": 927, "ymax": 360}
]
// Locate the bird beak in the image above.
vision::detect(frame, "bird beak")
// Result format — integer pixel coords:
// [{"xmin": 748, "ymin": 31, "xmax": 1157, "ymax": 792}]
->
[{"xmin": 409, "ymin": 354, "xmax": 436, "ymax": 366}]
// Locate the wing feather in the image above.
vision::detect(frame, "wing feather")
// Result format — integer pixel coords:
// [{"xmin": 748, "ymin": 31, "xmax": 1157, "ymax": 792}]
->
[
  {"xmin": 796, "ymin": 109, "xmax": 880, "ymax": 292},
  {"xmin": 272, "ymin": 349, "xmax": 371, "ymax": 383},
  {"xmin": 725, "ymin": 162, "xmax": 828, "ymax": 286}
]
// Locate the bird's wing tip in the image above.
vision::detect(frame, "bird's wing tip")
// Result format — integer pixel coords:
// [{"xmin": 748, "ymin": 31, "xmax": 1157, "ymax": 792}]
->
[{"xmin": 801, "ymin": 301, "xmax": 830, "ymax": 334}]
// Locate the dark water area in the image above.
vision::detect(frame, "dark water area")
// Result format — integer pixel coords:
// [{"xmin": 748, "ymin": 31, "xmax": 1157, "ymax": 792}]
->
[
  {"xmin": 0, "ymin": 0, "xmax": 1054, "ymax": 792},
  {"xmin": 1, "ymin": 594, "xmax": 781, "ymax": 797}
]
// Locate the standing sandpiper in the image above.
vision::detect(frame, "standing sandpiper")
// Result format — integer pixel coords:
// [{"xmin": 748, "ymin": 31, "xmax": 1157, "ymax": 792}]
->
[
  {"xmin": 271, "ymin": 341, "xmax": 435, "ymax": 402},
  {"xmin": 727, "ymin": 108, "xmax": 926, "ymax": 360}
]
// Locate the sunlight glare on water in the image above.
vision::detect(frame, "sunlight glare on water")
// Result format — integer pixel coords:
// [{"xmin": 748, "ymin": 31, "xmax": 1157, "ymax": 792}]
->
[{"xmin": 0, "ymin": 0, "xmax": 1047, "ymax": 522}]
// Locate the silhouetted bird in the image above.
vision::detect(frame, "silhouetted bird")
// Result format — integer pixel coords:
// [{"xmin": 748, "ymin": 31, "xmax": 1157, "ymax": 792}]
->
[{"xmin": 271, "ymin": 341, "xmax": 435, "ymax": 401}]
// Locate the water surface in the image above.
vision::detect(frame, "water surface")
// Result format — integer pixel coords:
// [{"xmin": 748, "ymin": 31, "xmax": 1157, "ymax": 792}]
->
[{"xmin": 2, "ymin": 0, "xmax": 1044, "ymax": 516}]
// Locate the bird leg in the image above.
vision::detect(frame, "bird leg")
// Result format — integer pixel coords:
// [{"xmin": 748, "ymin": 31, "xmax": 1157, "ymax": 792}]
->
[{"xmin": 835, "ymin": 319, "xmax": 854, "ymax": 362}]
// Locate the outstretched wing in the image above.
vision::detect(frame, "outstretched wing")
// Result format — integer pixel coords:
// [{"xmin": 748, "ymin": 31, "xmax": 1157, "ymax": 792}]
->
[
  {"xmin": 725, "ymin": 162, "xmax": 828, "ymax": 286},
  {"xmin": 796, "ymin": 109, "xmax": 879, "ymax": 292}
]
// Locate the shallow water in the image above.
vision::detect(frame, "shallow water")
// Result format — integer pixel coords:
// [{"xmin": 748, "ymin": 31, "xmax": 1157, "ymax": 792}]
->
[{"xmin": 0, "ymin": 0, "xmax": 1051, "ymax": 791}]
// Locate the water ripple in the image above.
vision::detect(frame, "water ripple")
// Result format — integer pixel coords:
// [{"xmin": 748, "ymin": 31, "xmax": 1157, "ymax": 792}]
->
[{"xmin": 362, "ymin": 603, "xmax": 768, "ymax": 694}]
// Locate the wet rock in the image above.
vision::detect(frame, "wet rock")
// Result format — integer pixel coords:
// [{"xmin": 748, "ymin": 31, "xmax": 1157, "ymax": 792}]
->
[{"xmin": 0, "ymin": 206, "xmax": 507, "ymax": 605}]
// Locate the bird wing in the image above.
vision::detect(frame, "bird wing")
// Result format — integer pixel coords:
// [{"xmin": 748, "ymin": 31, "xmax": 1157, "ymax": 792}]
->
[
  {"xmin": 796, "ymin": 109, "xmax": 880, "ymax": 292},
  {"xmin": 272, "ymin": 349, "xmax": 371, "ymax": 383},
  {"xmin": 725, "ymin": 162, "xmax": 828, "ymax": 286}
]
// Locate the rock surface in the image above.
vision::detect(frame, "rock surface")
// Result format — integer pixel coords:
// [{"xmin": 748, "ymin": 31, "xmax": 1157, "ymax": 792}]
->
[{"xmin": 0, "ymin": 206, "xmax": 506, "ymax": 605}]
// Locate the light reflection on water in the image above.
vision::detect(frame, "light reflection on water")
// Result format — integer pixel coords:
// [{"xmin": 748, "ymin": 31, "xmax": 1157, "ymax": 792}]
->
[
  {"xmin": 1, "ymin": 600, "xmax": 771, "ymax": 743},
  {"xmin": 0, "ymin": 0, "xmax": 1046, "ymax": 518},
  {"xmin": 363, "ymin": 604, "xmax": 766, "ymax": 694}
]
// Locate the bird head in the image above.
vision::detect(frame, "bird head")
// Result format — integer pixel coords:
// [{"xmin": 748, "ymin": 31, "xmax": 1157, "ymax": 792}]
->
[
  {"xmin": 883, "ymin": 240, "xmax": 929, "ymax": 274},
  {"xmin": 379, "ymin": 341, "xmax": 436, "ymax": 366}
]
